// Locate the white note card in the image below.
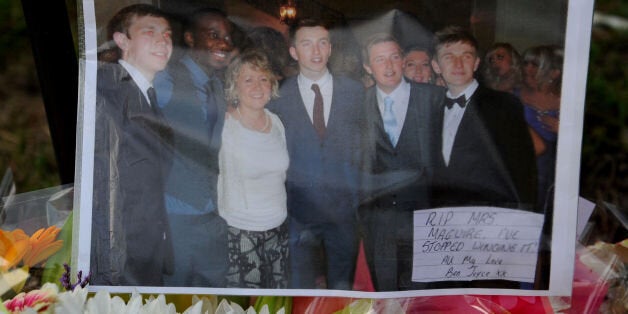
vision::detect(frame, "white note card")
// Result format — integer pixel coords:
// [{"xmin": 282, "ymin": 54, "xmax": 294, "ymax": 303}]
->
[{"xmin": 412, "ymin": 207, "xmax": 544, "ymax": 283}]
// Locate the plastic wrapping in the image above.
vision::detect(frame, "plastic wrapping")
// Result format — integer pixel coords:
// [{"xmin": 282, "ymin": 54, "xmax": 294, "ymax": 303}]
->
[
  {"xmin": 73, "ymin": 0, "xmax": 594, "ymax": 299},
  {"xmin": 1, "ymin": 184, "xmax": 73, "ymax": 233},
  {"xmin": 1, "ymin": 185, "xmax": 626, "ymax": 313}
]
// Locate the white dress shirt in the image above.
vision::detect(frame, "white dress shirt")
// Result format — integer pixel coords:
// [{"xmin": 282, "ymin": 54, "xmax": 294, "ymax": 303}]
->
[
  {"xmin": 119, "ymin": 60, "xmax": 154, "ymax": 107},
  {"xmin": 297, "ymin": 70, "xmax": 333, "ymax": 125},
  {"xmin": 442, "ymin": 79, "xmax": 479, "ymax": 165}
]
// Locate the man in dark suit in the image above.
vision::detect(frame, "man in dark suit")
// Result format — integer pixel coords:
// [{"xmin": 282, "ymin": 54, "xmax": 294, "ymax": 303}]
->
[
  {"xmin": 428, "ymin": 26, "xmax": 538, "ymax": 289},
  {"xmin": 153, "ymin": 8, "xmax": 233, "ymax": 287},
  {"xmin": 267, "ymin": 19, "xmax": 365, "ymax": 290},
  {"xmin": 360, "ymin": 33, "xmax": 445, "ymax": 291},
  {"xmin": 91, "ymin": 4, "xmax": 174, "ymax": 286},
  {"xmin": 429, "ymin": 26, "xmax": 536, "ymax": 212}
]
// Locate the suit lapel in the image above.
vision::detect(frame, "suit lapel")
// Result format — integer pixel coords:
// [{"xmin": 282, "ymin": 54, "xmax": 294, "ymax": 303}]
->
[
  {"xmin": 450, "ymin": 87, "xmax": 520, "ymax": 201},
  {"xmin": 448, "ymin": 89, "xmax": 484, "ymax": 166},
  {"xmin": 433, "ymin": 93, "xmax": 447, "ymax": 167},
  {"xmin": 118, "ymin": 68, "xmax": 151, "ymax": 119},
  {"xmin": 326, "ymin": 78, "xmax": 343, "ymax": 136},
  {"xmin": 208, "ymin": 76, "xmax": 226, "ymax": 149},
  {"xmin": 288, "ymin": 77, "xmax": 322, "ymax": 140},
  {"xmin": 407, "ymin": 83, "xmax": 434, "ymax": 170},
  {"xmin": 365, "ymin": 87, "xmax": 395, "ymax": 153}
]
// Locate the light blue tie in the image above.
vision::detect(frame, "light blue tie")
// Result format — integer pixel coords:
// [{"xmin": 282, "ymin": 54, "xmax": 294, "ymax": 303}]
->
[{"xmin": 383, "ymin": 96, "xmax": 398, "ymax": 146}]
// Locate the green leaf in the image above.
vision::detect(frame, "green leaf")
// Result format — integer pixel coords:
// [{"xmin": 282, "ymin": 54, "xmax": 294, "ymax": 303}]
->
[{"xmin": 41, "ymin": 212, "xmax": 73, "ymax": 289}]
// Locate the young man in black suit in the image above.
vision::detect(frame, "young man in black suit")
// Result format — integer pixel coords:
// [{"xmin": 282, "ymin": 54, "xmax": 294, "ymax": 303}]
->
[
  {"xmin": 430, "ymin": 26, "xmax": 537, "ymax": 211},
  {"xmin": 267, "ymin": 19, "xmax": 365, "ymax": 290},
  {"xmin": 428, "ymin": 26, "xmax": 539, "ymax": 289},
  {"xmin": 91, "ymin": 4, "xmax": 174, "ymax": 286},
  {"xmin": 360, "ymin": 33, "xmax": 445, "ymax": 291}
]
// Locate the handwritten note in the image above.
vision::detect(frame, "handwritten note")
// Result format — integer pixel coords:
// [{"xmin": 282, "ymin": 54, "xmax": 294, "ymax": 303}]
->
[{"xmin": 412, "ymin": 207, "xmax": 544, "ymax": 283}]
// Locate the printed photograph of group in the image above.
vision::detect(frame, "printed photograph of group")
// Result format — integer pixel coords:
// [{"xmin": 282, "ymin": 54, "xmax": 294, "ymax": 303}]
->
[{"xmin": 76, "ymin": 0, "xmax": 581, "ymax": 296}]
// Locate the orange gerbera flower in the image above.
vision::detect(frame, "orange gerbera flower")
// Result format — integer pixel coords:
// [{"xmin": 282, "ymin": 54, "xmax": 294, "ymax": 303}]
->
[
  {"xmin": 0, "ymin": 229, "xmax": 30, "ymax": 271},
  {"xmin": 22, "ymin": 226, "xmax": 63, "ymax": 268}
]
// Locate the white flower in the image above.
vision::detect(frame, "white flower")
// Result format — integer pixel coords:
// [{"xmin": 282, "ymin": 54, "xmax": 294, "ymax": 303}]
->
[
  {"xmin": 54, "ymin": 285, "xmax": 88, "ymax": 314},
  {"xmin": 143, "ymin": 294, "xmax": 176, "ymax": 314},
  {"xmin": 185, "ymin": 295, "xmax": 218, "ymax": 314},
  {"xmin": 182, "ymin": 300, "xmax": 203, "ymax": 314},
  {"xmin": 251, "ymin": 304, "xmax": 266, "ymax": 314},
  {"xmin": 85, "ymin": 290, "xmax": 112, "ymax": 314},
  {"xmin": 124, "ymin": 291, "xmax": 143, "ymax": 313},
  {"xmin": 215, "ymin": 299, "xmax": 246, "ymax": 314}
]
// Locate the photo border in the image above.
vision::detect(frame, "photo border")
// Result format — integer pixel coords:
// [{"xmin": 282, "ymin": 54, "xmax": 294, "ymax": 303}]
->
[{"xmin": 73, "ymin": 0, "xmax": 594, "ymax": 297}]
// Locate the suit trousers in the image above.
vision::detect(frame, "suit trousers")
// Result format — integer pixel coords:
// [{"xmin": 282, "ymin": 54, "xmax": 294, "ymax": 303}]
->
[
  {"xmin": 163, "ymin": 197, "xmax": 228, "ymax": 287},
  {"xmin": 360, "ymin": 205, "xmax": 414, "ymax": 291},
  {"xmin": 288, "ymin": 217, "xmax": 359, "ymax": 290}
]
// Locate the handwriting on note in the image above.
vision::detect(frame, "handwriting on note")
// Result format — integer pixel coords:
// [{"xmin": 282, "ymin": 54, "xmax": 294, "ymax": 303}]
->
[{"xmin": 412, "ymin": 207, "xmax": 544, "ymax": 283}]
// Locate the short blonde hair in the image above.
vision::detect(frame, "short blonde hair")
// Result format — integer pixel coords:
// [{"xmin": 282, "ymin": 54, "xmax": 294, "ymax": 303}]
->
[
  {"xmin": 224, "ymin": 49, "xmax": 279, "ymax": 106},
  {"xmin": 362, "ymin": 33, "xmax": 400, "ymax": 66}
]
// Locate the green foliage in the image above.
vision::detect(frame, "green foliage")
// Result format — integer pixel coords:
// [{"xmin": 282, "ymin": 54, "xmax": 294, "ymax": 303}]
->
[
  {"xmin": 0, "ymin": 0, "xmax": 60, "ymax": 192},
  {"xmin": 254, "ymin": 295, "xmax": 292, "ymax": 313},
  {"xmin": 41, "ymin": 212, "xmax": 73, "ymax": 289},
  {"xmin": 595, "ymin": 0, "xmax": 628, "ymax": 18},
  {"xmin": 0, "ymin": 0, "xmax": 29, "ymax": 66},
  {"xmin": 580, "ymin": 4, "xmax": 628, "ymax": 208}
]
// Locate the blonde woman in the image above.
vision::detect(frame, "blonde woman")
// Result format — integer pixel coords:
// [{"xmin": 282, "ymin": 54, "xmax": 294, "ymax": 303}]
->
[{"xmin": 218, "ymin": 49, "xmax": 289, "ymax": 288}]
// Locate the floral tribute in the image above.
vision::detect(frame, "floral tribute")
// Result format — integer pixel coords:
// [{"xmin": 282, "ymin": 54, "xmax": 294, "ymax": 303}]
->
[
  {"xmin": 0, "ymin": 226, "xmax": 63, "ymax": 272},
  {"xmin": 1, "ymin": 283, "xmax": 287, "ymax": 314}
]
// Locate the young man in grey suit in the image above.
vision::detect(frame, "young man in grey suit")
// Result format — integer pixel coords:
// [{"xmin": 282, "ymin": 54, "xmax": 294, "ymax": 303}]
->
[
  {"xmin": 267, "ymin": 19, "xmax": 365, "ymax": 290},
  {"xmin": 360, "ymin": 33, "xmax": 445, "ymax": 291},
  {"xmin": 91, "ymin": 4, "xmax": 174, "ymax": 286},
  {"xmin": 153, "ymin": 8, "xmax": 234, "ymax": 287}
]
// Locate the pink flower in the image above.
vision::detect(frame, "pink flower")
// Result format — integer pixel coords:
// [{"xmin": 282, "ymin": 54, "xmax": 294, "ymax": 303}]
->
[{"xmin": 3, "ymin": 283, "xmax": 58, "ymax": 313}]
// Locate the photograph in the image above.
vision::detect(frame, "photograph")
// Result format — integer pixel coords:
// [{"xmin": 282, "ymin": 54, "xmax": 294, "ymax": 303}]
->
[{"xmin": 74, "ymin": 0, "xmax": 592, "ymax": 297}]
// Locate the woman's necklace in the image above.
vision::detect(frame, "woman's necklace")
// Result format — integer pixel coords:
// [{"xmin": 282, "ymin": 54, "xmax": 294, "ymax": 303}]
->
[{"xmin": 236, "ymin": 106, "xmax": 270, "ymax": 133}]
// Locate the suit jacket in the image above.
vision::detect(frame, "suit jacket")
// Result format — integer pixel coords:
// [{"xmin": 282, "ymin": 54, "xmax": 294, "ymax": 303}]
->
[
  {"xmin": 91, "ymin": 62, "xmax": 174, "ymax": 286},
  {"xmin": 422, "ymin": 85, "xmax": 539, "ymax": 290},
  {"xmin": 360, "ymin": 81, "xmax": 444, "ymax": 291},
  {"xmin": 267, "ymin": 75, "xmax": 365, "ymax": 224},
  {"xmin": 362, "ymin": 82, "xmax": 445, "ymax": 209},
  {"xmin": 155, "ymin": 55, "xmax": 227, "ymax": 211},
  {"xmin": 430, "ymin": 85, "xmax": 538, "ymax": 210}
]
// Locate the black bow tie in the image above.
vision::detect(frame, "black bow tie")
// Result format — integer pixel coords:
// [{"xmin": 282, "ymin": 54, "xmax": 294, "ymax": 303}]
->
[{"xmin": 444, "ymin": 95, "xmax": 466, "ymax": 109}]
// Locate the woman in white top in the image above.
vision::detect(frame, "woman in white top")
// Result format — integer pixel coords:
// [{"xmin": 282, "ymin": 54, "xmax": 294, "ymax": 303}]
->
[{"xmin": 218, "ymin": 49, "xmax": 289, "ymax": 288}]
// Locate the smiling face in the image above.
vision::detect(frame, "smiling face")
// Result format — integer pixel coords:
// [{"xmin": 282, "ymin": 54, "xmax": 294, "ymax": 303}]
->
[
  {"xmin": 432, "ymin": 41, "xmax": 480, "ymax": 96},
  {"xmin": 488, "ymin": 47, "xmax": 513, "ymax": 77},
  {"xmin": 236, "ymin": 63, "xmax": 272, "ymax": 111},
  {"xmin": 364, "ymin": 40, "xmax": 404, "ymax": 94},
  {"xmin": 186, "ymin": 14, "xmax": 233, "ymax": 71},
  {"xmin": 523, "ymin": 59, "xmax": 539, "ymax": 88},
  {"xmin": 403, "ymin": 50, "xmax": 432, "ymax": 83},
  {"xmin": 289, "ymin": 26, "xmax": 331, "ymax": 80},
  {"xmin": 114, "ymin": 15, "xmax": 172, "ymax": 81}
]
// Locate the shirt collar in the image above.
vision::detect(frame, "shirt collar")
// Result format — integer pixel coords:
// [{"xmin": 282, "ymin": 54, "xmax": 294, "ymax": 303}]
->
[
  {"xmin": 119, "ymin": 59, "xmax": 152, "ymax": 92},
  {"xmin": 446, "ymin": 79, "xmax": 479, "ymax": 101},
  {"xmin": 298, "ymin": 69, "xmax": 332, "ymax": 88},
  {"xmin": 376, "ymin": 79, "xmax": 411, "ymax": 104}
]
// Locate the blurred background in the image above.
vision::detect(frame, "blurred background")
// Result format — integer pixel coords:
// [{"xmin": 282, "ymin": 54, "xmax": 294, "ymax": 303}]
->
[{"xmin": 0, "ymin": 0, "xmax": 626, "ymax": 211}]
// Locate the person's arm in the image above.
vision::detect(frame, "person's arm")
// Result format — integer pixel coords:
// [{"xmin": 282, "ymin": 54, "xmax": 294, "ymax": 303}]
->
[
  {"xmin": 529, "ymin": 127, "xmax": 547, "ymax": 156},
  {"xmin": 540, "ymin": 115, "xmax": 559, "ymax": 133}
]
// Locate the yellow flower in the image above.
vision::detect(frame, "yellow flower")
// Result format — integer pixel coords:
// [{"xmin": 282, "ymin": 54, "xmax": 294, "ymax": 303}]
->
[
  {"xmin": 22, "ymin": 226, "xmax": 64, "ymax": 268},
  {"xmin": 0, "ymin": 229, "xmax": 30, "ymax": 271}
]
